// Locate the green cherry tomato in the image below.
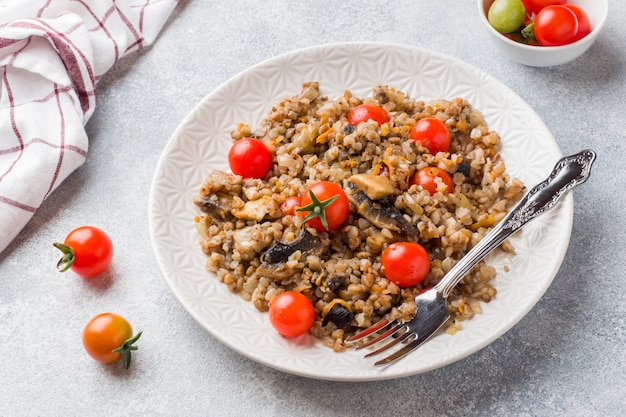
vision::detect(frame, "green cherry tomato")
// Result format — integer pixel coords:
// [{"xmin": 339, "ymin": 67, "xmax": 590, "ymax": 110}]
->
[{"xmin": 488, "ymin": 0, "xmax": 527, "ymax": 34}]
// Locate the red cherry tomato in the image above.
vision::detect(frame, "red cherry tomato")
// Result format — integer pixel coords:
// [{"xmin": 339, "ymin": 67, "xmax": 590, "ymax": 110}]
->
[
  {"xmin": 409, "ymin": 117, "xmax": 451, "ymax": 154},
  {"xmin": 382, "ymin": 242, "xmax": 430, "ymax": 288},
  {"xmin": 280, "ymin": 196, "xmax": 302, "ymax": 216},
  {"xmin": 82, "ymin": 313, "xmax": 142, "ymax": 368},
  {"xmin": 347, "ymin": 104, "xmax": 390, "ymax": 126},
  {"xmin": 228, "ymin": 137, "xmax": 272, "ymax": 179},
  {"xmin": 534, "ymin": 5, "xmax": 578, "ymax": 46},
  {"xmin": 54, "ymin": 226, "xmax": 114, "ymax": 278},
  {"xmin": 297, "ymin": 181, "xmax": 349, "ymax": 231},
  {"xmin": 520, "ymin": 0, "xmax": 534, "ymax": 14},
  {"xmin": 521, "ymin": 0, "xmax": 565, "ymax": 15},
  {"xmin": 410, "ymin": 167, "xmax": 455, "ymax": 195},
  {"xmin": 563, "ymin": 4, "xmax": 591, "ymax": 42},
  {"xmin": 268, "ymin": 291, "xmax": 315, "ymax": 338}
]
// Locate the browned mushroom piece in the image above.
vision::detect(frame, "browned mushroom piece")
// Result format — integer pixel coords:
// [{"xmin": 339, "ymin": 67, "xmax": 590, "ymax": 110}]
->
[
  {"xmin": 347, "ymin": 185, "xmax": 420, "ymax": 242},
  {"xmin": 257, "ymin": 229, "xmax": 329, "ymax": 280}
]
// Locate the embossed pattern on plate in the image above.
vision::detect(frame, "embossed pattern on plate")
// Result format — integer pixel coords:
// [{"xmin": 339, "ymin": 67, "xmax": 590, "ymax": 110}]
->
[{"xmin": 148, "ymin": 42, "xmax": 570, "ymax": 381}]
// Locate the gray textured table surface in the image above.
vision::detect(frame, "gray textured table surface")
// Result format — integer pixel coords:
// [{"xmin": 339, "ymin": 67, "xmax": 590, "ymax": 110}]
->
[{"xmin": 1, "ymin": 1, "xmax": 624, "ymax": 416}]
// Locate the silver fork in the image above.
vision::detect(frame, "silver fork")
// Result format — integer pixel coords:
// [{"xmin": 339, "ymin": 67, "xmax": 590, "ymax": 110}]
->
[{"xmin": 346, "ymin": 149, "xmax": 597, "ymax": 366}]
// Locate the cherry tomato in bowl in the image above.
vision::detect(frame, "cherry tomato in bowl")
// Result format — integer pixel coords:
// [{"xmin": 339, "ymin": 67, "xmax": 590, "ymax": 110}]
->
[
  {"xmin": 488, "ymin": 0, "xmax": 527, "ymax": 34},
  {"xmin": 534, "ymin": 5, "xmax": 579, "ymax": 46},
  {"xmin": 268, "ymin": 291, "xmax": 315, "ymax": 338},
  {"xmin": 82, "ymin": 313, "xmax": 142, "ymax": 369},
  {"xmin": 410, "ymin": 167, "xmax": 455, "ymax": 195},
  {"xmin": 479, "ymin": 0, "xmax": 608, "ymax": 67},
  {"xmin": 347, "ymin": 104, "xmax": 390, "ymax": 126},
  {"xmin": 521, "ymin": 0, "xmax": 565, "ymax": 15},
  {"xmin": 382, "ymin": 242, "xmax": 430, "ymax": 288},
  {"xmin": 563, "ymin": 4, "xmax": 591, "ymax": 42},
  {"xmin": 409, "ymin": 117, "xmax": 451, "ymax": 155},
  {"xmin": 297, "ymin": 181, "xmax": 349, "ymax": 232},
  {"xmin": 228, "ymin": 137, "xmax": 273, "ymax": 179},
  {"xmin": 54, "ymin": 226, "xmax": 114, "ymax": 278}
]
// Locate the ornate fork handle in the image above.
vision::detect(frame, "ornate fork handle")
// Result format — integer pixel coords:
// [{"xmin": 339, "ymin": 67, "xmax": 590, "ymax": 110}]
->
[{"xmin": 436, "ymin": 149, "xmax": 597, "ymax": 298}]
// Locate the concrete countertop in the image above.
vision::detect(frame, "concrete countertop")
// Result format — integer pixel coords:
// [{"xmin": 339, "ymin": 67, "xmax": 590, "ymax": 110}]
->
[{"xmin": 1, "ymin": 0, "xmax": 624, "ymax": 415}]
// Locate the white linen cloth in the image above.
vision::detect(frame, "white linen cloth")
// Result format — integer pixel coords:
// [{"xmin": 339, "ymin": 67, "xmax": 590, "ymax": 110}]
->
[{"xmin": 0, "ymin": 0, "xmax": 179, "ymax": 253}]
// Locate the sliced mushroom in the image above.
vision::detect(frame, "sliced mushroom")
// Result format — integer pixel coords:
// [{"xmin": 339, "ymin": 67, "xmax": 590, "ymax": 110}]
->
[
  {"xmin": 193, "ymin": 194, "xmax": 231, "ymax": 220},
  {"xmin": 326, "ymin": 273, "xmax": 348, "ymax": 292},
  {"xmin": 348, "ymin": 186, "xmax": 420, "ymax": 241},
  {"xmin": 456, "ymin": 158, "xmax": 472, "ymax": 177},
  {"xmin": 193, "ymin": 170, "xmax": 242, "ymax": 220},
  {"xmin": 257, "ymin": 229, "xmax": 329, "ymax": 280},
  {"xmin": 231, "ymin": 196, "xmax": 277, "ymax": 222},
  {"xmin": 322, "ymin": 299, "xmax": 353, "ymax": 329},
  {"xmin": 232, "ymin": 224, "xmax": 275, "ymax": 261},
  {"xmin": 347, "ymin": 174, "xmax": 396, "ymax": 200}
]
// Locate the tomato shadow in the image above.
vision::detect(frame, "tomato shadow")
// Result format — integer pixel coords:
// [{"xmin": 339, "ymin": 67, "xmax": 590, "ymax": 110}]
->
[
  {"xmin": 78, "ymin": 265, "xmax": 116, "ymax": 292},
  {"xmin": 96, "ymin": 356, "xmax": 142, "ymax": 379}
]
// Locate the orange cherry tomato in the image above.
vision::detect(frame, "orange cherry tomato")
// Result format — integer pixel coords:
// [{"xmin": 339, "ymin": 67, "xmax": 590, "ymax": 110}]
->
[
  {"xmin": 382, "ymin": 242, "xmax": 430, "ymax": 288},
  {"xmin": 409, "ymin": 117, "xmax": 451, "ymax": 155},
  {"xmin": 347, "ymin": 104, "xmax": 390, "ymax": 126},
  {"xmin": 410, "ymin": 167, "xmax": 455, "ymax": 195},
  {"xmin": 82, "ymin": 313, "xmax": 142, "ymax": 368},
  {"xmin": 268, "ymin": 291, "xmax": 315, "ymax": 338}
]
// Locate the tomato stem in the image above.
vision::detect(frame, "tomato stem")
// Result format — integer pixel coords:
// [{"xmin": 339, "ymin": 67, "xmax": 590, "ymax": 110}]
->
[
  {"xmin": 53, "ymin": 242, "xmax": 76, "ymax": 273},
  {"xmin": 296, "ymin": 190, "xmax": 339, "ymax": 231},
  {"xmin": 112, "ymin": 330, "xmax": 143, "ymax": 369},
  {"xmin": 522, "ymin": 22, "xmax": 536, "ymax": 40}
]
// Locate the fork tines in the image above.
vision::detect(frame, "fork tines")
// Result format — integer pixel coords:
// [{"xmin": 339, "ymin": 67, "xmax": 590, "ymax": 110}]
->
[
  {"xmin": 345, "ymin": 318, "xmax": 416, "ymax": 364},
  {"xmin": 345, "ymin": 318, "xmax": 396, "ymax": 343}
]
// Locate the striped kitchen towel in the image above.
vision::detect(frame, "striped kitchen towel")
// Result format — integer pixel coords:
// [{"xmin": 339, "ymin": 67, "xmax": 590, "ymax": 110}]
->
[{"xmin": 0, "ymin": 0, "xmax": 179, "ymax": 253}]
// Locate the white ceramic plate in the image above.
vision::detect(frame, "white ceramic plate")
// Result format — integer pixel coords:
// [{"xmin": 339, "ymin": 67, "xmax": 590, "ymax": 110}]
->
[{"xmin": 148, "ymin": 42, "xmax": 570, "ymax": 381}]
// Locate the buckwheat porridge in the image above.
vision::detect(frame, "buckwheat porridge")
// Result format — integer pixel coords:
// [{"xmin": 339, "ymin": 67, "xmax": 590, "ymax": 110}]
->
[{"xmin": 193, "ymin": 82, "xmax": 525, "ymax": 351}]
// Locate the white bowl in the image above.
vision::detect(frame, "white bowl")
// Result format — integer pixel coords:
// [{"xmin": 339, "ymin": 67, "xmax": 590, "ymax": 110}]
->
[{"xmin": 478, "ymin": 0, "xmax": 609, "ymax": 67}]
